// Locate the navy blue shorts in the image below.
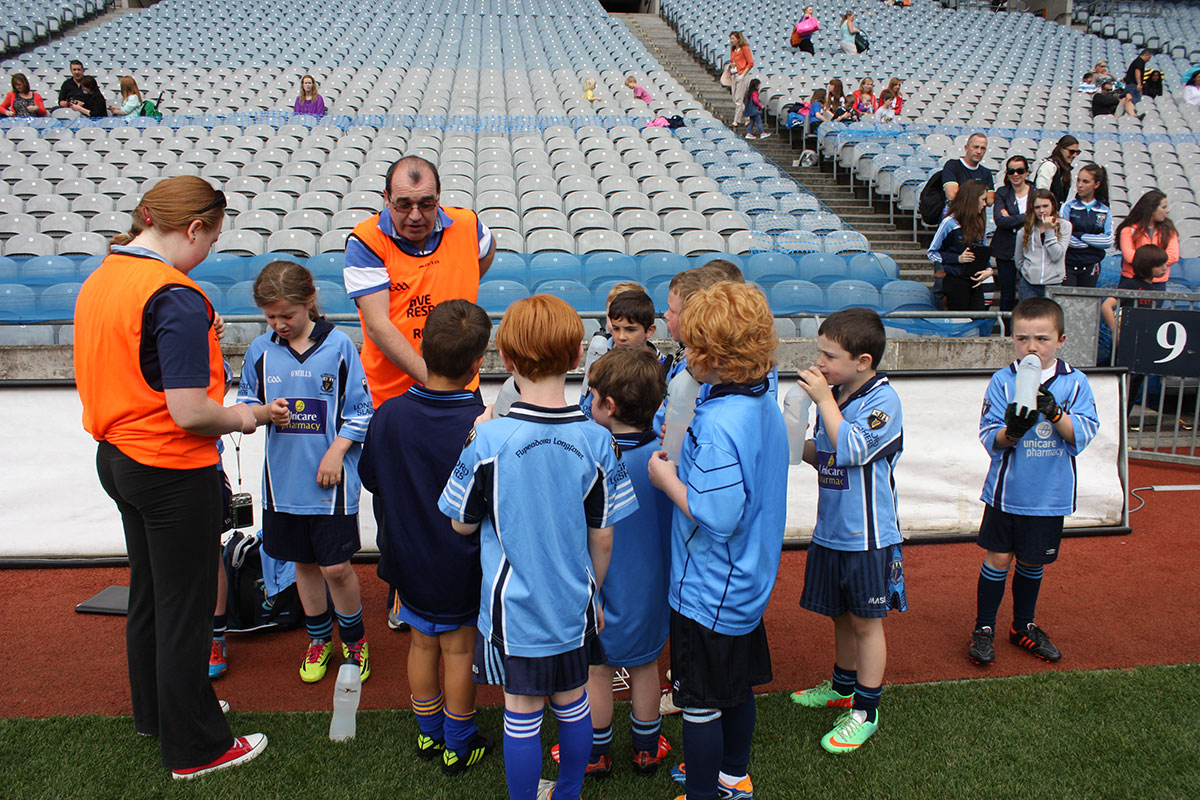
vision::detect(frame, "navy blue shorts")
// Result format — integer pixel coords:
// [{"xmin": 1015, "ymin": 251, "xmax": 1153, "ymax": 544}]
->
[
  {"xmin": 261, "ymin": 508, "xmax": 360, "ymax": 567},
  {"xmin": 669, "ymin": 611, "xmax": 771, "ymax": 709},
  {"xmin": 472, "ymin": 632, "xmax": 604, "ymax": 697},
  {"xmin": 977, "ymin": 505, "xmax": 1064, "ymax": 565},
  {"xmin": 800, "ymin": 543, "xmax": 908, "ymax": 619}
]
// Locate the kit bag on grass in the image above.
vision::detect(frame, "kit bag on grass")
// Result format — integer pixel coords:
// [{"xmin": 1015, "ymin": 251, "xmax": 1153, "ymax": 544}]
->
[
  {"xmin": 222, "ymin": 529, "xmax": 302, "ymax": 633},
  {"xmin": 918, "ymin": 169, "xmax": 946, "ymax": 226}
]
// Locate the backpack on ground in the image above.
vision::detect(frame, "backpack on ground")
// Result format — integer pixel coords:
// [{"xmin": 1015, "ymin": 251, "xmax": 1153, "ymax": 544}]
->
[
  {"xmin": 221, "ymin": 530, "xmax": 302, "ymax": 633},
  {"xmin": 918, "ymin": 169, "xmax": 946, "ymax": 226}
]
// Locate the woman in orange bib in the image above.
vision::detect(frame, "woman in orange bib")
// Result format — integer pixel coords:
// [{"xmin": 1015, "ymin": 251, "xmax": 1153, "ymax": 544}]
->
[{"xmin": 74, "ymin": 176, "xmax": 283, "ymax": 779}]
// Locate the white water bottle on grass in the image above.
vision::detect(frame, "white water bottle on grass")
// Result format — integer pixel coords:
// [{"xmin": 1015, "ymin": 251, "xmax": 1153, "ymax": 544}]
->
[
  {"xmin": 783, "ymin": 383, "xmax": 812, "ymax": 465},
  {"xmin": 662, "ymin": 368, "xmax": 701, "ymax": 462},
  {"xmin": 1014, "ymin": 354, "xmax": 1042, "ymax": 415},
  {"xmin": 329, "ymin": 661, "xmax": 360, "ymax": 742}
]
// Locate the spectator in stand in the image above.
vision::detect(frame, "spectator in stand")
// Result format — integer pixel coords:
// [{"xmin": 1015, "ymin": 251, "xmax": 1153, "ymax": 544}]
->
[
  {"xmin": 1124, "ymin": 49, "xmax": 1153, "ymax": 105},
  {"xmin": 1016, "ymin": 189, "xmax": 1071, "ymax": 301},
  {"xmin": 1062, "ymin": 164, "xmax": 1113, "ymax": 288},
  {"xmin": 839, "ymin": 12, "xmax": 859, "ymax": 56},
  {"xmin": 825, "ymin": 78, "xmax": 850, "ymax": 120},
  {"xmin": 1077, "ymin": 72, "xmax": 1097, "ymax": 93},
  {"xmin": 802, "ymin": 87, "xmax": 828, "ymax": 128},
  {"xmin": 992, "ymin": 155, "xmax": 1032, "ymax": 313},
  {"xmin": 884, "ymin": 77, "xmax": 903, "ymax": 117},
  {"xmin": 1117, "ymin": 189, "xmax": 1179, "ymax": 283},
  {"xmin": 1, "ymin": 73, "xmax": 47, "ymax": 117},
  {"xmin": 57, "ymin": 59, "xmax": 85, "ymax": 108},
  {"xmin": 874, "ymin": 89, "xmax": 896, "ymax": 123},
  {"xmin": 942, "ymin": 133, "xmax": 994, "ymax": 206},
  {"xmin": 1092, "ymin": 60, "xmax": 1114, "ymax": 86},
  {"xmin": 293, "ymin": 75, "xmax": 326, "ymax": 116},
  {"xmin": 625, "ymin": 75, "xmax": 652, "ymax": 105},
  {"xmin": 1032, "ymin": 135, "xmax": 1078, "ymax": 206},
  {"xmin": 928, "ymin": 179, "xmax": 993, "ymax": 311},
  {"xmin": 728, "ymin": 31, "xmax": 754, "ymax": 127},
  {"xmin": 69, "ymin": 76, "xmax": 107, "ymax": 117},
  {"xmin": 1182, "ymin": 70, "xmax": 1200, "ymax": 106},
  {"xmin": 1092, "ymin": 79, "xmax": 1140, "ymax": 119},
  {"xmin": 744, "ymin": 78, "xmax": 768, "ymax": 139},
  {"xmin": 851, "ymin": 77, "xmax": 879, "ymax": 116},
  {"xmin": 794, "ymin": 6, "xmax": 818, "ymax": 55},
  {"xmin": 108, "ymin": 76, "xmax": 144, "ymax": 117}
]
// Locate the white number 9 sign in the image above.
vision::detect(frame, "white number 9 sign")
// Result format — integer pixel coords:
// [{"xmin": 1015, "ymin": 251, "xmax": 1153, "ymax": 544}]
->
[{"xmin": 1154, "ymin": 321, "xmax": 1187, "ymax": 364}]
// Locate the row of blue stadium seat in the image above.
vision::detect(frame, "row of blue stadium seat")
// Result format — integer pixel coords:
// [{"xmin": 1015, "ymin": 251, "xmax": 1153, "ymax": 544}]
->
[
  {"xmin": 0, "ymin": 275, "xmax": 935, "ymax": 321},
  {"xmin": 0, "ymin": 249, "xmax": 905, "ymax": 290}
]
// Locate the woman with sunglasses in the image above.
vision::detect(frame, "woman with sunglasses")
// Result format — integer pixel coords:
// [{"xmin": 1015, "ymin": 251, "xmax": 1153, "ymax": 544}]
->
[
  {"xmin": 1033, "ymin": 135, "xmax": 1079, "ymax": 206},
  {"xmin": 74, "ymin": 176, "xmax": 275, "ymax": 779},
  {"xmin": 991, "ymin": 155, "xmax": 1031, "ymax": 312}
]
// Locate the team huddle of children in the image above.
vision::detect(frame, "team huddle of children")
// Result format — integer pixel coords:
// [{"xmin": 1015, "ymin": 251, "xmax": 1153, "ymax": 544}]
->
[{"xmin": 220, "ymin": 255, "xmax": 1098, "ymax": 800}]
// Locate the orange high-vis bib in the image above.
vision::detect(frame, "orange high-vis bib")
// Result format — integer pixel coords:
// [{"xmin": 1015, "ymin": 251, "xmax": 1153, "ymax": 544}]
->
[
  {"xmin": 74, "ymin": 252, "xmax": 224, "ymax": 469},
  {"xmin": 350, "ymin": 207, "xmax": 482, "ymax": 405}
]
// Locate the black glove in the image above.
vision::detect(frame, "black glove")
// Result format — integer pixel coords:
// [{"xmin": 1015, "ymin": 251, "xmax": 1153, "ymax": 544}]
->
[
  {"xmin": 1037, "ymin": 387, "xmax": 1063, "ymax": 423},
  {"xmin": 1004, "ymin": 403, "xmax": 1038, "ymax": 441}
]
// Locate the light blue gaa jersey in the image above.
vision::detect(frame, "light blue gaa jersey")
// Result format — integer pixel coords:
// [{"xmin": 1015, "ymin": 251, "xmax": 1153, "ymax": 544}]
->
[
  {"xmin": 599, "ymin": 430, "xmax": 674, "ymax": 667},
  {"xmin": 980, "ymin": 359, "xmax": 1099, "ymax": 516},
  {"xmin": 811, "ymin": 374, "xmax": 904, "ymax": 552},
  {"xmin": 237, "ymin": 320, "xmax": 373, "ymax": 515},
  {"xmin": 439, "ymin": 404, "xmax": 639, "ymax": 658},
  {"xmin": 669, "ymin": 379, "xmax": 788, "ymax": 636}
]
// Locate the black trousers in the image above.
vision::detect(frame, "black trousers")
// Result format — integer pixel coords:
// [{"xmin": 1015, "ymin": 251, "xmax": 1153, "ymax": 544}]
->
[
  {"xmin": 993, "ymin": 258, "xmax": 1018, "ymax": 312},
  {"xmin": 96, "ymin": 442, "xmax": 231, "ymax": 769},
  {"xmin": 798, "ymin": 39, "xmax": 814, "ymax": 54},
  {"xmin": 942, "ymin": 272, "xmax": 986, "ymax": 311}
]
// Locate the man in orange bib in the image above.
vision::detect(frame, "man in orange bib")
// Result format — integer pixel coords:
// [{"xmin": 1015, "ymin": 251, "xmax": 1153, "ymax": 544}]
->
[{"xmin": 344, "ymin": 156, "xmax": 495, "ymax": 406}]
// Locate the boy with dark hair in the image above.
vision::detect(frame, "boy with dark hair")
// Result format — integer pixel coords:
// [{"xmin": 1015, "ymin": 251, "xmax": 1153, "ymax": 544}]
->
[
  {"xmin": 698, "ymin": 258, "xmax": 745, "ymax": 283},
  {"xmin": 360, "ymin": 299, "xmax": 493, "ymax": 774},
  {"xmin": 581, "ymin": 289, "xmax": 664, "ymax": 418},
  {"xmin": 969, "ymin": 297, "xmax": 1099, "ymax": 665},
  {"xmin": 648, "ymin": 282, "xmax": 788, "ymax": 800},
  {"xmin": 557, "ymin": 347, "xmax": 673, "ymax": 778},
  {"xmin": 439, "ymin": 295, "xmax": 639, "ymax": 800},
  {"xmin": 790, "ymin": 307, "xmax": 906, "ymax": 754}
]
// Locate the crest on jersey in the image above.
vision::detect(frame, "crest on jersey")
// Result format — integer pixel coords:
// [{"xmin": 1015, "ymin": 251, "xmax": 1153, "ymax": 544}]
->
[
  {"xmin": 610, "ymin": 437, "xmax": 622, "ymax": 460},
  {"xmin": 463, "ymin": 427, "xmax": 476, "ymax": 448},
  {"xmin": 321, "ymin": 373, "xmax": 335, "ymax": 393},
  {"xmin": 867, "ymin": 409, "xmax": 890, "ymax": 430},
  {"xmin": 981, "ymin": 397, "xmax": 991, "ymax": 417},
  {"xmin": 294, "ymin": 399, "xmax": 306, "ymax": 412}
]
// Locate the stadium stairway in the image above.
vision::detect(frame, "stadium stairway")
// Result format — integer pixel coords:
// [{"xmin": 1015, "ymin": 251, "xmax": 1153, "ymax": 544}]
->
[{"xmin": 619, "ymin": 12, "xmax": 934, "ymax": 286}]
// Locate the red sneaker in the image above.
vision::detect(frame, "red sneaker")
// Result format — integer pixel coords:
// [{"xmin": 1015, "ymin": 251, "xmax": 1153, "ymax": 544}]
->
[
  {"xmin": 171, "ymin": 734, "xmax": 267, "ymax": 780},
  {"xmin": 631, "ymin": 733, "xmax": 672, "ymax": 774},
  {"xmin": 548, "ymin": 744, "xmax": 612, "ymax": 778}
]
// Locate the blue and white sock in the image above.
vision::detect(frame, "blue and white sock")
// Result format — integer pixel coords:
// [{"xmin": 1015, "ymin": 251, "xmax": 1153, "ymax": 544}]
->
[
  {"xmin": 630, "ymin": 712, "xmax": 661, "ymax": 754},
  {"xmin": 551, "ymin": 692, "xmax": 592, "ymax": 800},
  {"xmin": 334, "ymin": 605, "xmax": 364, "ymax": 644},
  {"xmin": 503, "ymin": 708, "xmax": 543, "ymax": 800},
  {"xmin": 682, "ymin": 707, "xmax": 723, "ymax": 800}
]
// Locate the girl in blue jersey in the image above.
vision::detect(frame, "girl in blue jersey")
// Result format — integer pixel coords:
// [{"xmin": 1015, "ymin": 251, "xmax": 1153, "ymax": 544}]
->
[{"xmin": 237, "ymin": 261, "xmax": 374, "ymax": 683}]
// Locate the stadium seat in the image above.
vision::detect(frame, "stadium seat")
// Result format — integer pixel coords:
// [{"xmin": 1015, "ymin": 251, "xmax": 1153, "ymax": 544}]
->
[
  {"xmin": 826, "ymin": 280, "xmax": 881, "ymax": 311},
  {"xmin": 769, "ymin": 280, "xmax": 824, "ymax": 315},
  {"xmin": 477, "ymin": 279, "xmax": 531, "ymax": 314}
]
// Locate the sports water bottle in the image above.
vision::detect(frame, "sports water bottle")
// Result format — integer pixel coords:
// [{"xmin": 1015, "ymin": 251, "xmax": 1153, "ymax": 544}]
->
[
  {"xmin": 783, "ymin": 383, "xmax": 812, "ymax": 465},
  {"xmin": 494, "ymin": 376, "xmax": 519, "ymax": 417},
  {"xmin": 662, "ymin": 368, "xmax": 701, "ymax": 462},
  {"xmin": 1013, "ymin": 354, "xmax": 1042, "ymax": 416},
  {"xmin": 329, "ymin": 660, "xmax": 361, "ymax": 742},
  {"xmin": 579, "ymin": 332, "xmax": 611, "ymax": 400}
]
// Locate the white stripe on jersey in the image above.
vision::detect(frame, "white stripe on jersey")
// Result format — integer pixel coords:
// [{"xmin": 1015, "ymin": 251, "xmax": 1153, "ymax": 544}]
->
[{"xmin": 342, "ymin": 264, "xmax": 388, "ymax": 296}]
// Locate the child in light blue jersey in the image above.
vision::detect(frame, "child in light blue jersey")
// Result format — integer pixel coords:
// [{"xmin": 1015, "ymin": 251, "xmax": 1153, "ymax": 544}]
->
[
  {"xmin": 237, "ymin": 261, "xmax": 374, "ymax": 684},
  {"xmin": 579, "ymin": 286, "xmax": 663, "ymax": 420},
  {"xmin": 969, "ymin": 297, "xmax": 1099, "ymax": 666},
  {"xmin": 439, "ymin": 294, "xmax": 638, "ymax": 800},
  {"xmin": 563, "ymin": 346, "xmax": 672, "ymax": 778},
  {"xmin": 648, "ymin": 281, "xmax": 788, "ymax": 800},
  {"xmin": 790, "ymin": 308, "xmax": 905, "ymax": 755}
]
